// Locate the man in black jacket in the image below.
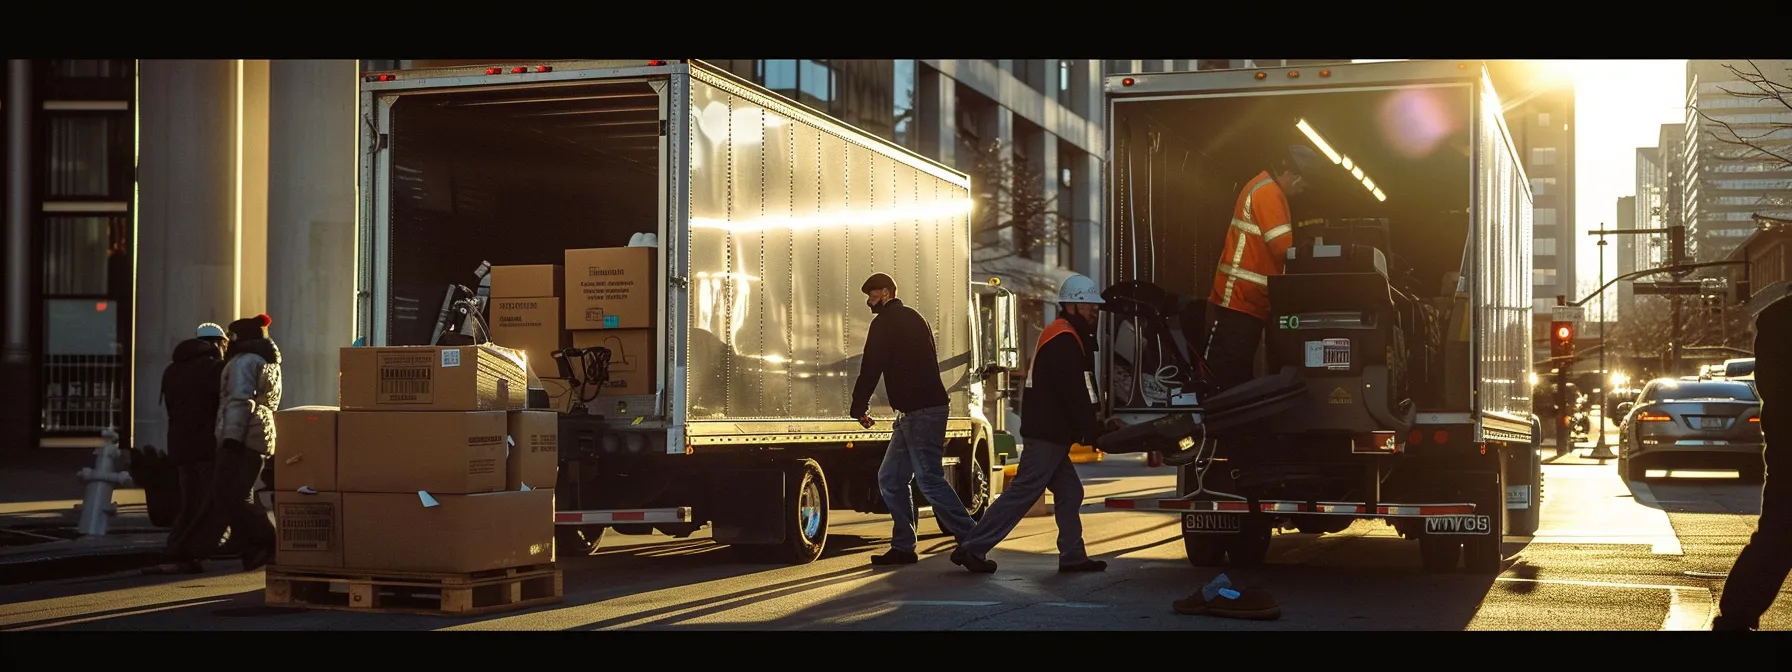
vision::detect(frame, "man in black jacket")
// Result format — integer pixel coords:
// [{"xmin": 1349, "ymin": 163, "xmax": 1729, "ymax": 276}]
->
[
  {"xmin": 952, "ymin": 274, "xmax": 1110, "ymax": 574},
  {"xmin": 1713, "ymin": 290, "xmax": 1792, "ymax": 630},
  {"xmin": 143, "ymin": 323, "xmax": 229, "ymax": 575},
  {"xmin": 853, "ymin": 273, "xmax": 978, "ymax": 566}
]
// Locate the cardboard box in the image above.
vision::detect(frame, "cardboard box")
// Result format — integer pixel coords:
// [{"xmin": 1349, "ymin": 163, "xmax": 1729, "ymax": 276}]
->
[
  {"xmin": 337, "ymin": 411, "xmax": 508, "ymax": 494},
  {"xmin": 565, "ymin": 247, "xmax": 655, "ymax": 330},
  {"xmin": 571, "ymin": 329, "xmax": 655, "ymax": 396},
  {"xmin": 343, "ymin": 489, "xmax": 555, "ymax": 574},
  {"xmin": 339, "ymin": 345, "xmax": 526, "ymax": 412},
  {"xmin": 273, "ymin": 406, "xmax": 339, "ymax": 492},
  {"xmin": 490, "ymin": 264, "xmax": 563, "ymax": 299},
  {"xmin": 275, "ymin": 491, "xmax": 344, "ymax": 568},
  {"xmin": 506, "ymin": 411, "xmax": 559, "ymax": 490},
  {"xmin": 489, "ymin": 297, "xmax": 570, "ymax": 382}
]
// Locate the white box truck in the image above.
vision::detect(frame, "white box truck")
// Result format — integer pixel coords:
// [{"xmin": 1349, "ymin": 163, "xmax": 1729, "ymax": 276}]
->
[
  {"xmin": 1095, "ymin": 60, "xmax": 1544, "ymax": 574},
  {"xmin": 354, "ymin": 60, "xmax": 1020, "ymax": 564}
]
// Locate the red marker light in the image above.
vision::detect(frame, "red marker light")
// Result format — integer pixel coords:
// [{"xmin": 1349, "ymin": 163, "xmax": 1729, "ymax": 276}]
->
[
  {"xmin": 648, "ymin": 60, "xmax": 667, "ymax": 66},
  {"xmin": 486, "ymin": 67, "xmax": 502, "ymax": 75},
  {"xmin": 1121, "ymin": 77, "xmax": 1135, "ymax": 86},
  {"xmin": 534, "ymin": 65, "xmax": 552, "ymax": 73},
  {"xmin": 1408, "ymin": 430, "xmax": 1423, "ymax": 446},
  {"xmin": 510, "ymin": 66, "xmax": 527, "ymax": 74},
  {"xmin": 94, "ymin": 301, "xmax": 110, "ymax": 312},
  {"xmin": 1432, "ymin": 429, "xmax": 1449, "ymax": 445}
]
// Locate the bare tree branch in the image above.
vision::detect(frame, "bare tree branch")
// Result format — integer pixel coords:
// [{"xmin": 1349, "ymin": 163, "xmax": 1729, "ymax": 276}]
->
[{"xmin": 1693, "ymin": 60, "xmax": 1792, "ymax": 171}]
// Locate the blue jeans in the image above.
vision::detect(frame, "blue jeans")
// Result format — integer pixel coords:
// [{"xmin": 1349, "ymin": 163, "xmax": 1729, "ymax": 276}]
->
[
  {"xmin": 961, "ymin": 437, "xmax": 1089, "ymax": 565},
  {"xmin": 879, "ymin": 405, "xmax": 977, "ymax": 553}
]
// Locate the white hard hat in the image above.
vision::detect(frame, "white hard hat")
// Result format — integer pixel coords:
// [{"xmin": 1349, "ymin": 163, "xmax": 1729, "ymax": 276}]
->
[
  {"xmin": 196, "ymin": 323, "xmax": 226, "ymax": 339},
  {"xmin": 1057, "ymin": 274, "xmax": 1105, "ymax": 305}
]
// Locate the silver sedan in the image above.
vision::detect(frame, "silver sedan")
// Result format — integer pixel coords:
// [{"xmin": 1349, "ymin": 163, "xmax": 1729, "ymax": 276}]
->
[{"xmin": 1614, "ymin": 378, "xmax": 1764, "ymax": 482}]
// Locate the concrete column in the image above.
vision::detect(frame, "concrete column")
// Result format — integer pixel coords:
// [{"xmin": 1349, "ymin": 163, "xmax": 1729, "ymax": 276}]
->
[
  {"xmin": 134, "ymin": 59, "xmax": 242, "ymax": 451},
  {"xmin": 266, "ymin": 59, "xmax": 359, "ymax": 409},
  {"xmin": 4, "ymin": 60, "xmax": 39, "ymax": 456},
  {"xmin": 1038, "ymin": 134, "xmax": 1060, "ymax": 270},
  {"xmin": 918, "ymin": 65, "xmax": 956, "ymax": 168},
  {"xmin": 239, "ymin": 60, "xmax": 271, "ymax": 316}
]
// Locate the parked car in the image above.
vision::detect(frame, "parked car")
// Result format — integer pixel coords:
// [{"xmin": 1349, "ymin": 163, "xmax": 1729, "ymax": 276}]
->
[{"xmin": 1614, "ymin": 378, "xmax": 1764, "ymax": 482}]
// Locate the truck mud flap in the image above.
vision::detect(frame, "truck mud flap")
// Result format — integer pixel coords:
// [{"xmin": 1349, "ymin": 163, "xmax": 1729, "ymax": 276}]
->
[{"xmin": 709, "ymin": 469, "xmax": 786, "ymax": 545}]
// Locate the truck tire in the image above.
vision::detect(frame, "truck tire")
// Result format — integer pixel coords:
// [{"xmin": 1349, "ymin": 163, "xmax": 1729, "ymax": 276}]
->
[
  {"xmin": 557, "ymin": 525, "xmax": 605, "ymax": 557},
  {"xmin": 735, "ymin": 459, "xmax": 829, "ymax": 565},
  {"xmin": 1225, "ymin": 517, "xmax": 1274, "ymax": 567},
  {"xmin": 1461, "ymin": 469, "xmax": 1506, "ymax": 574},
  {"xmin": 1182, "ymin": 528, "xmax": 1228, "ymax": 567},
  {"xmin": 1419, "ymin": 535, "xmax": 1461, "ymax": 572}
]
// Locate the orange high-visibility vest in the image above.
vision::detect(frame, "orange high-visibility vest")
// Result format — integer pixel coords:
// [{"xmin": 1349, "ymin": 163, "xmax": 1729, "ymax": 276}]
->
[
  {"xmin": 1026, "ymin": 317, "xmax": 1085, "ymax": 385},
  {"xmin": 1206, "ymin": 171, "xmax": 1295, "ymax": 321}
]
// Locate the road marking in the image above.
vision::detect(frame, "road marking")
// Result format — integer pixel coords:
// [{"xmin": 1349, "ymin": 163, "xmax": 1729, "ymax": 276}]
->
[
  {"xmin": 1663, "ymin": 585, "xmax": 1715, "ymax": 631},
  {"xmin": 1041, "ymin": 602, "xmax": 1109, "ymax": 608},
  {"xmin": 892, "ymin": 600, "xmax": 1002, "ymax": 607},
  {"xmin": 1495, "ymin": 577, "xmax": 1700, "ymax": 592}
]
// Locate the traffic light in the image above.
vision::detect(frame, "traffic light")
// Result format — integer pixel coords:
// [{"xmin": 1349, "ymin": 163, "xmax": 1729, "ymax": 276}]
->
[{"xmin": 1550, "ymin": 321, "xmax": 1575, "ymax": 360}]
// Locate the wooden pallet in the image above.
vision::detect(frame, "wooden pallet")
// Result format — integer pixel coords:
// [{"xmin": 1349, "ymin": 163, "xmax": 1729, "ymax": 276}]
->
[{"xmin": 264, "ymin": 563, "xmax": 562, "ymax": 617}]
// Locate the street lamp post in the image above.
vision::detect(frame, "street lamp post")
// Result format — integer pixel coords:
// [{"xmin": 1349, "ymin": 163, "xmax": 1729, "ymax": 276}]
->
[{"xmin": 1590, "ymin": 234, "xmax": 1614, "ymax": 459}]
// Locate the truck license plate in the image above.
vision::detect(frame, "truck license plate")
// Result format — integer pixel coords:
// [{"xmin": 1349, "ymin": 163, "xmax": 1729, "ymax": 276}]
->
[
  {"xmin": 1304, "ymin": 339, "xmax": 1351, "ymax": 370},
  {"xmin": 1424, "ymin": 515, "xmax": 1492, "ymax": 535},
  {"xmin": 1183, "ymin": 513, "xmax": 1242, "ymax": 534}
]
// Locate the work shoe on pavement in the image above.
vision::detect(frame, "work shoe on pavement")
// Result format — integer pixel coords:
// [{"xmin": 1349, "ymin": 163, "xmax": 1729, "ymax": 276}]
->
[
  {"xmin": 950, "ymin": 547, "xmax": 998, "ymax": 573},
  {"xmin": 870, "ymin": 549, "xmax": 919, "ymax": 566},
  {"xmin": 1059, "ymin": 559, "xmax": 1108, "ymax": 573},
  {"xmin": 142, "ymin": 560, "xmax": 204, "ymax": 576},
  {"xmin": 1206, "ymin": 587, "xmax": 1281, "ymax": 620}
]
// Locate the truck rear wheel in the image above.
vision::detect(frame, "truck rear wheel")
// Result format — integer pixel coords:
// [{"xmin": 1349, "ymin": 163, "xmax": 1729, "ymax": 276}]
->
[
  {"xmin": 1461, "ymin": 469, "xmax": 1507, "ymax": 574},
  {"xmin": 1182, "ymin": 528, "xmax": 1228, "ymax": 567},
  {"xmin": 734, "ymin": 459, "xmax": 829, "ymax": 565},
  {"xmin": 1419, "ymin": 535, "xmax": 1461, "ymax": 572},
  {"xmin": 1226, "ymin": 517, "xmax": 1274, "ymax": 567}
]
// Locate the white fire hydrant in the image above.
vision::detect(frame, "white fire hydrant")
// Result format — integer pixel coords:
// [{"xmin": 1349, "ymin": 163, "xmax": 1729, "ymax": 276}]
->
[{"xmin": 74, "ymin": 428, "xmax": 132, "ymax": 537}]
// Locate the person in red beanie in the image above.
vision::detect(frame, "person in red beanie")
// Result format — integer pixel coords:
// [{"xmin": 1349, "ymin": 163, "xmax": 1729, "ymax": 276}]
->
[{"xmin": 145, "ymin": 313, "xmax": 282, "ymax": 574}]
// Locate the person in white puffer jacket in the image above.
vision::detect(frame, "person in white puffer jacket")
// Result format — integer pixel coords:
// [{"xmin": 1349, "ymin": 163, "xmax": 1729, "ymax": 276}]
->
[{"xmin": 146, "ymin": 313, "xmax": 282, "ymax": 575}]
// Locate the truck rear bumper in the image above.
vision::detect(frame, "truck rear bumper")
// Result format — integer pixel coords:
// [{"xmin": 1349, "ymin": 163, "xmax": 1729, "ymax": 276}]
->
[{"xmin": 1103, "ymin": 496, "xmax": 1476, "ymax": 518}]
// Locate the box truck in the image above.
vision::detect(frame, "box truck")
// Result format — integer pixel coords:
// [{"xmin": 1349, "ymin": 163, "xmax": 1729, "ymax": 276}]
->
[
  {"xmin": 355, "ymin": 60, "xmax": 1019, "ymax": 564},
  {"xmin": 1094, "ymin": 60, "xmax": 1545, "ymax": 574}
]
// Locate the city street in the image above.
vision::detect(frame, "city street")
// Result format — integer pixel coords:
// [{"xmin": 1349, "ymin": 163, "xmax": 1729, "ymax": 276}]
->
[{"xmin": 1, "ymin": 448, "xmax": 1784, "ymax": 631}]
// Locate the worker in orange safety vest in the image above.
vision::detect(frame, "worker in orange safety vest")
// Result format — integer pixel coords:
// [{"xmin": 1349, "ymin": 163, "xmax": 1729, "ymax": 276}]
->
[{"xmin": 1201, "ymin": 144, "xmax": 1323, "ymax": 391}]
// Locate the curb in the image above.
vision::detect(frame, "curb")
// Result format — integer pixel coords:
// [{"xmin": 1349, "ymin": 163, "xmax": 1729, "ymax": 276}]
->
[{"xmin": 0, "ymin": 535, "xmax": 169, "ymax": 585}]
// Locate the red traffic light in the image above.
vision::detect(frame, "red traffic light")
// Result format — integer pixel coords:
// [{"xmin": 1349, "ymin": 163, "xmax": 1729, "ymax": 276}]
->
[{"xmin": 1555, "ymin": 325, "xmax": 1572, "ymax": 340}]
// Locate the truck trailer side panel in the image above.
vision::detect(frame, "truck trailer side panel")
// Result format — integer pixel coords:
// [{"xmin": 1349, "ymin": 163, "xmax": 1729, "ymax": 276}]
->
[
  {"xmin": 681, "ymin": 70, "xmax": 976, "ymax": 440},
  {"xmin": 1471, "ymin": 72, "xmax": 1535, "ymax": 441}
]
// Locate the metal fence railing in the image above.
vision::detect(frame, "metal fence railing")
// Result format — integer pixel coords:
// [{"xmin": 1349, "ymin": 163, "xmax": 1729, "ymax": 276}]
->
[{"xmin": 42, "ymin": 344, "xmax": 124, "ymax": 434}]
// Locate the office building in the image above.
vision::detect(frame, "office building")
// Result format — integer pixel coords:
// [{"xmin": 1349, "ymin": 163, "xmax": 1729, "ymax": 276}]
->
[
  {"xmin": 1485, "ymin": 61, "xmax": 1577, "ymax": 346},
  {"xmin": 1616, "ymin": 195, "xmax": 1636, "ymax": 314},
  {"xmin": 1681, "ymin": 59, "xmax": 1792, "ymax": 263}
]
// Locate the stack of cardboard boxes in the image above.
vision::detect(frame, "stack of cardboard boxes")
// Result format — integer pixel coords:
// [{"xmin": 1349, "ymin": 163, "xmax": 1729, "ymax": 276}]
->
[
  {"xmin": 270, "ymin": 344, "xmax": 561, "ymax": 575},
  {"xmin": 487, "ymin": 245, "xmax": 657, "ymax": 410}
]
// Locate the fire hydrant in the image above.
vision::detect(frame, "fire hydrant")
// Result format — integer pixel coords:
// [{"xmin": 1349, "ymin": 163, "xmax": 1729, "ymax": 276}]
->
[{"xmin": 75, "ymin": 428, "xmax": 132, "ymax": 537}]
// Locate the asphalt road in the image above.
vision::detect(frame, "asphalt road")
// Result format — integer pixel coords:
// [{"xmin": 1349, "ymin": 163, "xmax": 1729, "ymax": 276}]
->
[{"xmin": 2, "ymin": 451, "xmax": 1787, "ymax": 631}]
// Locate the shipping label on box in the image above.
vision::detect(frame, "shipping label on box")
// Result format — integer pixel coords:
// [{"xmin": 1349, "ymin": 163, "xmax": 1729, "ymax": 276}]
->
[
  {"xmin": 343, "ymin": 489, "xmax": 555, "ymax": 574},
  {"xmin": 490, "ymin": 298, "xmax": 569, "ymax": 381},
  {"xmin": 339, "ymin": 345, "xmax": 526, "ymax": 412},
  {"xmin": 337, "ymin": 411, "xmax": 508, "ymax": 494},
  {"xmin": 275, "ymin": 491, "xmax": 343, "ymax": 568},
  {"xmin": 505, "ymin": 411, "xmax": 559, "ymax": 490},
  {"xmin": 565, "ymin": 247, "xmax": 655, "ymax": 330},
  {"xmin": 273, "ymin": 406, "xmax": 339, "ymax": 492},
  {"xmin": 490, "ymin": 264, "xmax": 563, "ymax": 299},
  {"xmin": 570, "ymin": 329, "xmax": 655, "ymax": 396}
]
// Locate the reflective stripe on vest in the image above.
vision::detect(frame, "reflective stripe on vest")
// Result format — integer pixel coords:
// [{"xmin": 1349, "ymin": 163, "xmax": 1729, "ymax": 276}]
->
[{"xmin": 1218, "ymin": 175, "xmax": 1279, "ymax": 309}]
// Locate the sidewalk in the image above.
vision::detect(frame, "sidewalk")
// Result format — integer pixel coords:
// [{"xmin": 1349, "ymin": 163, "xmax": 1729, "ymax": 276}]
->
[{"xmin": 0, "ymin": 448, "xmax": 168, "ymax": 584}]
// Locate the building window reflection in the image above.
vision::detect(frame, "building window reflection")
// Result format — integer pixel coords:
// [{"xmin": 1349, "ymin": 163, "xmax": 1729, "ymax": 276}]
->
[{"xmin": 894, "ymin": 60, "xmax": 917, "ymax": 150}]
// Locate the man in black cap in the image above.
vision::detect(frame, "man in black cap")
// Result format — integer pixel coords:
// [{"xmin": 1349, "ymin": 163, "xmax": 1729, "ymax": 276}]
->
[
  {"xmin": 1713, "ymin": 291, "xmax": 1792, "ymax": 630},
  {"xmin": 142, "ymin": 323, "xmax": 231, "ymax": 574},
  {"xmin": 853, "ymin": 272, "xmax": 978, "ymax": 566}
]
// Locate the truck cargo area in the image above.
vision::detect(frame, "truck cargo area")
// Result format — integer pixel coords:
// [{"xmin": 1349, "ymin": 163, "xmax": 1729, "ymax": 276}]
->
[
  {"xmin": 383, "ymin": 79, "xmax": 661, "ymax": 346},
  {"xmin": 1105, "ymin": 83, "xmax": 1476, "ymax": 415}
]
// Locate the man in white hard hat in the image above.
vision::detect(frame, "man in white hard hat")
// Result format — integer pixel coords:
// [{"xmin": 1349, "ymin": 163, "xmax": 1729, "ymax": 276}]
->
[{"xmin": 952, "ymin": 274, "xmax": 1110, "ymax": 574}]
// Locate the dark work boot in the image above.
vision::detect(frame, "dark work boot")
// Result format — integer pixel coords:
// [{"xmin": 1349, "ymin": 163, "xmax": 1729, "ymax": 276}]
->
[
  {"xmin": 870, "ymin": 549, "xmax": 919, "ymax": 566},
  {"xmin": 950, "ymin": 547, "xmax": 997, "ymax": 573}
]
